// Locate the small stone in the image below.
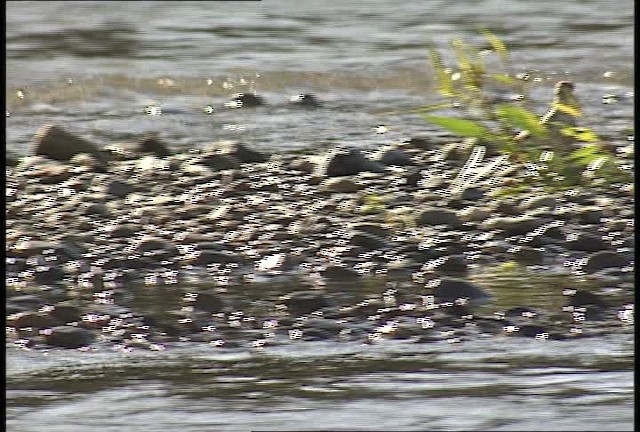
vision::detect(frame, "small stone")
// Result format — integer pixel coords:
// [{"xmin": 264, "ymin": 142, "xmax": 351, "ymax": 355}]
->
[{"xmin": 519, "ymin": 195, "xmax": 557, "ymax": 211}]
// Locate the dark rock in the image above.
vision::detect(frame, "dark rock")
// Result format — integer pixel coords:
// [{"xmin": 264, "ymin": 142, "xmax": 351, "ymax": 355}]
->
[
  {"xmin": 416, "ymin": 208, "xmax": 462, "ymax": 228},
  {"xmin": 44, "ymin": 326, "xmax": 95, "ymax": 348},
  {"xmin": 320, "ymin": 265, "xmax": 361, "ymax": 281},
  {"xmin": 509, "ymin": 246, "xmax": 545, "ymax": 266},
  {"xmin": 403, "ymin": 136, "xmax": 432, "ymax": 150},
  {"xmin": 348, "ymin": 231, "xmax": 389, "ymax": 250},
  {"xmin": 31, "ymin": 124, "xmax": 105, "ymax": 163},
  {"xmin": 193, "ymin": 293, "xmax": 225, "ymax": 313},
  {"xmin": 348, "ymin": 223, "xmax": 390, "ymax": 238},
  {"xmin": 8, "ymin": 311, "xmax": 58, "ymax": 329},
  {"xmin": 284, "ymin": 291, "xmax": 331, "ymax": 315},
  {"xmin": 576, "ymin": 207, "xmax": 605, "ymax": 225},
  {"xmin": 198, "ymin": 153, "xmax": 241, "ymax": 170},
  {"xmin": 33, "ymin": 265, "xmax": 66, "ymax": 284},
  {"xmin": 566, "ymin": 290, "xmax": 608, "ymax": 308},
  {"xmin": 433, "ymin": 255, "xmax": 469, "ymax": 276},
  {"xmin": 584, "ymin": 251, "xmax": 632, "ymax": 273},
  {"xmin": 564, "ymin": 233, "xmax": 608, "ymax": 252},
  {"xmin": 288, "ymin": 93, "xmax": 321, "ymax": 107},
  {"xmin": 105, "ymin": 180, "xmax": 134, "ymax": 198},
  {"xmin": 315, "ymin": 148, "xmax": 386, "ymax": 177},
  {"xmin": 106, "ymin": 223, "xmax": 138, "ymax": 238},
  {"xmin": 433, "ymin": 278, "xmax": 490, "ymax": 302},
  {"xmin": 194, "ymin": 250, "xmax": 244, "ymax": 265},
  {"xmin": 459, "ymin": 187, "xmax": 484, "ymax": 201},
  {"xmin": 49, "ymin": 303, "xmax": 83, "ymax": 324},
  {"xmin": 228, "ymin": 92, "xmax": 266, "ymax": 108},
  {"xmin": 138, "ymin": 136, "xmax": 172, "ymax": 157}
]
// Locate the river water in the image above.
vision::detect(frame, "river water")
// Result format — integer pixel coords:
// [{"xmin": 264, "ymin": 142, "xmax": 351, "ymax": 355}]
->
[{"xmin": 5, "ymin": 1, "xmax": 635, "ymax": 431}]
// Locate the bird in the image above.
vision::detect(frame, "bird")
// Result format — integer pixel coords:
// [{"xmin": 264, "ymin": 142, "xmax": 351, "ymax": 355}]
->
[{"xmin": 513, "ymin": 81, "xmax": 580, "ymax": 147}]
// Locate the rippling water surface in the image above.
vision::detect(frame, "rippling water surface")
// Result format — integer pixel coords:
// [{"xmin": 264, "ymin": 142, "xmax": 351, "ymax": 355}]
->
[{"xmin": 5, "ymin": 1, "xmax": 635, "ymax": 431}]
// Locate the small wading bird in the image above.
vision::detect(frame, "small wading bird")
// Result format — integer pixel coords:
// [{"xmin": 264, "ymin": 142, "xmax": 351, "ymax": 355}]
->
[{"xmin": 513, "ymin": 81, "xmax": 580, "ymax": 147}]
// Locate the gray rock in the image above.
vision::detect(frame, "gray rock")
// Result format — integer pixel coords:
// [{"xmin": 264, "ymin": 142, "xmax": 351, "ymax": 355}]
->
[
  {"xmin": 374, "ymin": 147, "xmax": 414, "ymax": 166},
  {"xmin": 482, "ymin": 216, "xmax": 547, "ymax": 236},
  {"xmin": 31, "ymin": 124, "xmax": 105, "ymax": 163},
  {"xmin": 315, "ymin": 148, "xmax": 386, "ymax": 177},
  {"xmin": 44, "ymin": 326, "xmax": 95, "ymax": 348}
]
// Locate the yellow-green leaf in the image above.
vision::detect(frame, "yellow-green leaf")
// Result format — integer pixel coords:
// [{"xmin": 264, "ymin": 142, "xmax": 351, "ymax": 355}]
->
[
  {"xmin": 495, "ymin": 104, "xmax": 547, "ymax": 137},
  {"xmin": 421, "ymin": 114, "xmax": 490, "ymax": 138}
]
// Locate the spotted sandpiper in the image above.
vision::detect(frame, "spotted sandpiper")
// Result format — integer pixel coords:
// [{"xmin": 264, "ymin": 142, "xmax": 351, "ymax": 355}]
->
[{"xmin": 514, "ymin": 81, "xmax": 580, "ymax": 146}]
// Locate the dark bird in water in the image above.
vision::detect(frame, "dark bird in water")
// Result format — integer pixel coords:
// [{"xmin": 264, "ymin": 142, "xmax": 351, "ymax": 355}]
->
[{"xmin": 288, "ymin": 93, "xmax": 322, "ymax": 108}]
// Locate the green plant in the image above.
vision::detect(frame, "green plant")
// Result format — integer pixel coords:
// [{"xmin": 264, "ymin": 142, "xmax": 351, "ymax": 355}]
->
[{"xmin": 407, "ymin": 29, "xmax": 632, "ymax": 192}]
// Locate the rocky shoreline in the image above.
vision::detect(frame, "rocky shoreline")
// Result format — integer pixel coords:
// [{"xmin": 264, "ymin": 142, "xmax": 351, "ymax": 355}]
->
[{"xmin": 5, "ymin": 124, "xmax": 635, "ymax": 350}]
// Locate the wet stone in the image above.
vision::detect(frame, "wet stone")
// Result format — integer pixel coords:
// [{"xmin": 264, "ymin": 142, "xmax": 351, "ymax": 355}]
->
[
  {"xmin": 433, "ymin": 278, "xmax": 490, "ymax": 302},
  {"xmin": 192, "ymin": 293, "xmax": 225, "ymax": 313},
  {"xmin": 320, "ymin": 265, "xmax": 361, "ymax": 281},
  {"xmin": 564, "ymin": 233, "xmax": 608, "ymax": 252},
  {"xmin": 583, "ymin": 251, "xmax": 633, "ymax": 273},
  {"xmin": 44, "ymin": 326, "xmax": 95, "ymax": 348},
  {"xmin": 284, "ymin": 291, "xmax": 332, "ymax": 315},
  {"xmin": 509, "ymin": 246, "xmax": 545, "ymax": 266}
]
